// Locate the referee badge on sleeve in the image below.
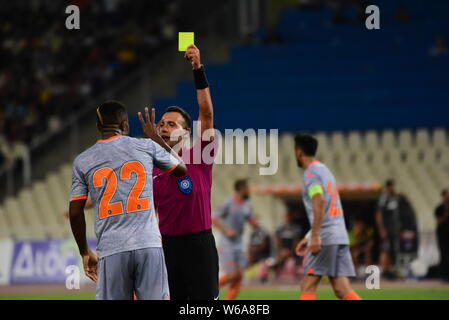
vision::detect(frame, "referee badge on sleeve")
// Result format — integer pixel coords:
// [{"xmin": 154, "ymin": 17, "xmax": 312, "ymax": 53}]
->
[{"xmin": 177, "ymin": 176, "xmax": 193, "ymax": 195}]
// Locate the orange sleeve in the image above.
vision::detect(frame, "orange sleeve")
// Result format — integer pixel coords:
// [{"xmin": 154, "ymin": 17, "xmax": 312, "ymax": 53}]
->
[
  {"xmin": 163, "ymin": 165, "xmax": 177, "ymax": 173},
  {"xmin": 71, "ymin": 195, "xmax": 88, "ymax": 201}
]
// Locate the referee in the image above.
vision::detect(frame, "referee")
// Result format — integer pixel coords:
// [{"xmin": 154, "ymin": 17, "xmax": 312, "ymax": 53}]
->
[{"xmin": 147, "ymin": 45, "xmax": 219, "ymax": 300}]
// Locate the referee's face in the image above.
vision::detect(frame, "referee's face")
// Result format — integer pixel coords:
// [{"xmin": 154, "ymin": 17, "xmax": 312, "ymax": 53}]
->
[{"xmin": 158, "ymin": 112, "xmax": 190, "ymax": 148}]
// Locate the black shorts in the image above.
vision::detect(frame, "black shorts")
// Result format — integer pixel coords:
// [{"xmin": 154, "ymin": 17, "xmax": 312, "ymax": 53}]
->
[{"xmin": 162, "ymin": 229, "xmax": 219, "ymax": 300}]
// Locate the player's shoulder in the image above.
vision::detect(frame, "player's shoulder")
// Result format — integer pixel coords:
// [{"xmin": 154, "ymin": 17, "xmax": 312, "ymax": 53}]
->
[
  {"xmin": 120, "ymin": 135, "xmax": 145, "ymax": 145},
  {"xmin": 220, "ymin": 196, "xmax": 235, "ymax": 208},
  {"xmin": 304, "ymin": 161, "xmax": 321, "ymax": 175},
  {"xmin": 223, "ymin": 196, "xmax": 234, "ymax": 205},
  {"xmin": 244, "ymin": 199, "xmax": 253, "ymax": 207},
  {"xmin": 123, "ymin": 136, "xmax": 156, "ymax": 150},
  {"xmin": 304, "ymin": 161, "xmax": 332, "ymax": 183},
  {"xmin": 73, "ymin": 144, "xmax": 98, "ymax": 168},
  {"xmin": 311, "ymin": 161, "xmax": 332, "ymax": 174}
]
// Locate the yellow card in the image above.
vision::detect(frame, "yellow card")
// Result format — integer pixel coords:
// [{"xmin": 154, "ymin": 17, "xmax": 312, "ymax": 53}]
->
[{"xmin": 178, "ymin": 32, "xmax": 194, "ymax": 51}]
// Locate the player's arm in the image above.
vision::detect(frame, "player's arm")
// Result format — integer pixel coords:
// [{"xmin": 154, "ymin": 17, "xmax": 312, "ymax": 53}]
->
[
  {"xmin": 309, "ymin": 185, "xmax": 325, "ymax": 255},
  {"xmin": 69, "ymin": 198, "xmax": 98, "ymax": 282},
  {"xmin": 212, "ymin": 216, "xmax": 236, "ymax": 238},
  {"xmin": 85, "ymin": 198, "xmax": 93, "ymax": 209},
  {"xmin": 213, "ymin": 201, "xmax": 236, "ymax": 238},
  {"xmin": 295, "ymin": 230, "xmax": 310, "ymax": 256},
  {"xmin": 375, "ymin": 195, "xmax": 388, "ymax": 239},
  {"xmin": 246, "ymin": 204, "xmax": 260, "ymax": 229},
  {"xmin": 375, "ymin": 208, "xmax": 388, "ymax": 239},
  {"xmin": 185, "ymin": 45, "xmax": 214, "ymax": 140},
  {"xmin": 375, "ymin": 208, "xmax": 386, "ymax": 237},
  {"xmin": 139, "ymin": 107, "xmax": 187, "ymax": 177},
  {"xmin": 63, "ymin": 197, "xmax": 93, "ymax": 219},
  {"xmin": 69, "ymin": 199, "xmax": 88, "ymax": 256},
  {"xmin": 248, "ymin": 216, "xmax": 259, "ymax": 229}
]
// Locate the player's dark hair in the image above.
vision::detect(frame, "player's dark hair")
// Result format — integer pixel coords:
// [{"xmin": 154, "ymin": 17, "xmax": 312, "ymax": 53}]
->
[
  {"xmin": 97, "ymin": 100, "xmax": 128, "ymax": 125},
  {"xmin": 165, "ymin": 106, "xmax": 192, "ymax": 130},
  {"xmin": 234, "ymin": 179, "xmax": 248, "ymax": 192},
  {"xmin": 386, "ymin": 179, "xmax": 395, "ymax": 187},
  {"xmin": 294, "ymin": 134, "xmax": 318, "ymax": 156}
]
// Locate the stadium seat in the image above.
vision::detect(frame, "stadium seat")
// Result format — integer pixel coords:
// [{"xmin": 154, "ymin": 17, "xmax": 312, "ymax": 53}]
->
[
  {"xmin": 364, "ymin": 130, "xmax": 379, "ymax": 151},
  {"xmin": 17, "ymin": 189, "xmax": 46, "ymax": 239},
  {"xmin": 416, "ymin": 128, "xmax": 430, "ymax": 148},
  {"xmin": 381, "ymin": 130, "xmax": 397, "ymax": 151},
  {"xmin": 1, "ymin": 127, "xmax": 447, "ymax": 238},
  {"xmin": 0, "ymin": 206, "xmax": 12, "ymax": 239},
  {"xmin": 398, "ymin": 129, "xmax": 413, "ymax": 151},
  {"xmin": 4, "ymin": 197, "xmax": 35, "ymax": 239},
  {"xmin": 433, "ymin": 127, "xmax": 447, "ymax": 149},
  {"xmin": 30, "ymin": 182, "xmax": 65, "ymax": 238},
  {"xmin": 330, "ymin": 131, "xmax": 346, "ymax": 151},
  {"xmin": 347, "ymin": 131, "xmax": 363, "ymax": 152}
]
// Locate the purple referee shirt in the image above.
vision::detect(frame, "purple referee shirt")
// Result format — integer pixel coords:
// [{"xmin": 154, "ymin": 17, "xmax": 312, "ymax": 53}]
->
[{"xmin": 153, "ymin": 138, "xmax": 218, "ymax": 236}]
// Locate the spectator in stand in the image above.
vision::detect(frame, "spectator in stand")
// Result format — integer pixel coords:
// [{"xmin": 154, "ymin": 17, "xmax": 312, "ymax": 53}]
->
[
  {"xmin": 429, "ymin": 35, "xmax": 449, "ymax": 57},
  {"xmin": 0, "ymin": 0, "xmax": 182, "ymax": 172},
  {"xmin": 263, "ymin": 27, "xmax": 285, "ymax": 46},
  {"xmin": 393, "ymin": 5, "xmax": 412, "ymax": 23},
  {"xmin": 435, "ymin": 189, "xmax": 449, "ymax": 282},
  {"xmin": 332, "ymin": 7, "xmax": 351, "ymax": 25}
]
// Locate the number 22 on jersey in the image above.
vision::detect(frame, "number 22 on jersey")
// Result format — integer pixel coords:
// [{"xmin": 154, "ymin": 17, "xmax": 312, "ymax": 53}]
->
[
  {"xmin": 327, "ymin": 182, "xmax": 342, "ymax": 217},
  {"xmin": 93, "ymin": 161, "xmax": 150, "ymax": 219}
]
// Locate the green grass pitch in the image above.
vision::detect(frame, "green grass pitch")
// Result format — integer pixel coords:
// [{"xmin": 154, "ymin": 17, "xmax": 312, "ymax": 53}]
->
[{"xmin": 1, "ymin": 287, "xmax": 449, "ymax": 300}]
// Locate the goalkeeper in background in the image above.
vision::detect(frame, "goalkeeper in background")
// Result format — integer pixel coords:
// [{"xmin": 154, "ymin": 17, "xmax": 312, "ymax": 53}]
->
[{"xmin": 293, "ymin": 134, "xmax": 362, "ymax": 300}]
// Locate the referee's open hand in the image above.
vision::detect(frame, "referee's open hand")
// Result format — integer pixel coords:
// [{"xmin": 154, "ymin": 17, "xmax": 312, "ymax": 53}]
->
[{"xmin": 138, "ymin": 107, "xmax": 160, "ymax": 141}]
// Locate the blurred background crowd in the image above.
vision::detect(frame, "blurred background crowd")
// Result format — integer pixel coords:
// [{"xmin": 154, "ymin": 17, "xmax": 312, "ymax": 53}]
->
[
  {"xmin": 0, "ymin": 0, "xmax": 448, "ymax": 288},
  {"xmin": 0, "ymin": 0, "xmax": 189, "ymax": 170}
]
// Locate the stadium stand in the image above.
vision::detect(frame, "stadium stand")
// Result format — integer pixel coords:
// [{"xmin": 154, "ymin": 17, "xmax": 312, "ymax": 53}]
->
[
  {"xmin": 0, "ymin": 1, "xmax": 447, "ymax": 281},
  {"xmin": 147, "ymin": 0, "xmax": 448, "ymax": 233},
  {"xmin": 152, "ymin": 0, "xmax": 448, "ymax": 132},
  {"xmin": 0, "ymin": 127, "xmax": 447, "ymax": 239},
  {"xmin": 0, "ymin": 0, "xmax": 193, "ymax": 172}
]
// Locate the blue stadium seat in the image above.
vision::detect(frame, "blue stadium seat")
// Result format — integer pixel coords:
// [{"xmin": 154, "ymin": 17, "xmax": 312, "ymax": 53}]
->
[{"xmin": 144, "ymin": 1, "xmax": 449, "ymax": 133}]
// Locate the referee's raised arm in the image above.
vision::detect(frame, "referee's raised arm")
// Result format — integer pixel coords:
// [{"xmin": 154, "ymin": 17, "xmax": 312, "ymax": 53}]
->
[{"xmin": 185, "ymin": 45, "xmax": 214, "ymax": 140}]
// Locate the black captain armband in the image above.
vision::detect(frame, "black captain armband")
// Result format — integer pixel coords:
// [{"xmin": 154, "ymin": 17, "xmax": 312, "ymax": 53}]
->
[{"xmin": 193, "ymin": 65, "xmax": 209, "ymax": 90}]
